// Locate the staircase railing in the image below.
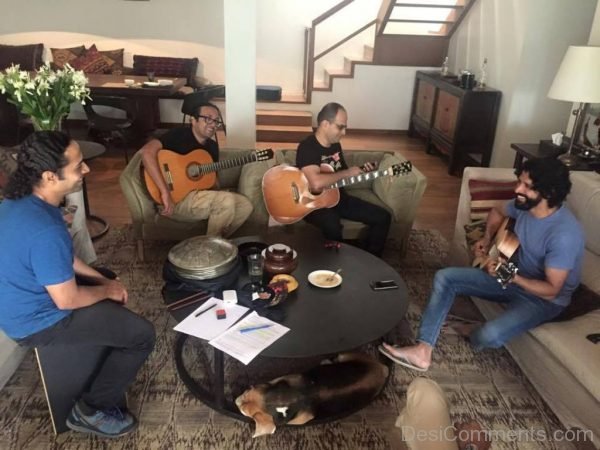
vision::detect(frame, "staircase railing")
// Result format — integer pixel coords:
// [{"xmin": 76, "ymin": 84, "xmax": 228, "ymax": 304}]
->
[{"xmin": 304, "ymin": 0, "xmax": 375, "ymax": 103}]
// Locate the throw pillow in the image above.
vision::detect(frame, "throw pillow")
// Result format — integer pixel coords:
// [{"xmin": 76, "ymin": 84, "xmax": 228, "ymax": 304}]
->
[
  {"xmin": 70, "ymin": 45, "xmax": 113, "ymax": 74},
  {"xmin": 50, "ymin": 45, "xmax": 86, "ymax": 70},
  {"xmin": 468, "ymin": 179, "xmax": 514, "ymax": 221},
  {"xmin": 133, "ymin": 55, "xmax": 199, "ymax": 85},
  {"xmin": 373, "ymin": 152, "xmax": 416, "ymax": 221},
  {"xmin": 0, "ymin": 43, "xmax": 44, "ymax": 71},
  {"xmin": 551, "ymin": 284, "xmax": 600, "ymax": 322},
  {"xmin": 98, "ymin": 48, "xmax": 124, "ymax": 74},
  {"xmin": 238, "ymin": 159, "xmax": 271, "ymax": 223},
  {"xmin": 464, "ymin": 219, "xmax": 486, "ymax": 249}
]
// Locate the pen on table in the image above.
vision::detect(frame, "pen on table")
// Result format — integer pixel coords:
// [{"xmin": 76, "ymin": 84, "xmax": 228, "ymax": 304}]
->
[
  {"xmin": 239, "ymin": 324, "xmax": 273, "ymax": 333},
  {"xmin": 194, "ymin": 303, "xmax": 217, "ymax": 317}
]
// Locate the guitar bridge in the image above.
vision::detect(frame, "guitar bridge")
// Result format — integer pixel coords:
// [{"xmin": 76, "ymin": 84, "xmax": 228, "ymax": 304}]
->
[{"xmin": 291, "ymin": 183, "xmax": 300, "ymax": 204}]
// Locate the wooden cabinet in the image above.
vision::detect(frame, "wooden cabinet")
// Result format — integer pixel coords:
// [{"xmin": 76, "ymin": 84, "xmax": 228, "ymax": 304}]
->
[{"xmin": 409, "ymin": 71, "xmax": 501, "ymax": 174}]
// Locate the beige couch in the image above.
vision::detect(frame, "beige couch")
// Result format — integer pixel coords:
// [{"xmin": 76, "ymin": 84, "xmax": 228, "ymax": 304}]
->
[
  {"xmin": 120, "ymin": 148, "xmax": 427, "ymax": 259},
  {"xmin": 450, "ymin": 167, "xmax": 600, "ymax": 447}
]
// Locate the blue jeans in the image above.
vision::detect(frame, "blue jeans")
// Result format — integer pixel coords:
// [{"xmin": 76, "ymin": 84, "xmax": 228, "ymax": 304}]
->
[{"xmin": 418, "ymin": 267, "xmax": 565, "ymax": 351}]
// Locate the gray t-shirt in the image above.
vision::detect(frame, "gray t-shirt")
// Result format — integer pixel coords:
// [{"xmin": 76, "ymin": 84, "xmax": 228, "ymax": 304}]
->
[{"xmin": 507, "ymin": 201, "xmax": 584, "ymax": 306}]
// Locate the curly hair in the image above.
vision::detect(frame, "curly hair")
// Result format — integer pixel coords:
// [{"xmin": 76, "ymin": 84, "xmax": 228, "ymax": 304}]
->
[
  {"xmin": 317, "ymin": 102, "xmax": 346, "ymax": 125},
  {"xmin": 515, "ymin": 157, "xmax": 571, "ymax": 208},
  {"xmin": 4, "ymin": 131, "xmax": 71, "ymax": 200}
]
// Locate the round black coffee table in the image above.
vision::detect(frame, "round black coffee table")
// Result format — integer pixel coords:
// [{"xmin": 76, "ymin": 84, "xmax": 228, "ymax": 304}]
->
[{"xmin": 166, "ymin": 230, "xmax": 408, "ymax": 422}]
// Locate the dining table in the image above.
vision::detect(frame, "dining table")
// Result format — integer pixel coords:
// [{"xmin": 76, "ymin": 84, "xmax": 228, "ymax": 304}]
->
[{"xmin": 85, "ymin": 74, "xmax": 186, "ymax": 137}]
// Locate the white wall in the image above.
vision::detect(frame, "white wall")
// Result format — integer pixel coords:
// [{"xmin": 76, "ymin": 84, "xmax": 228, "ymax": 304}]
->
[
  {"xmin": 1, "ymin": 0, "xmax": 402, "ymax": 129},
  {"xmin": 448, "ymin": 0, "xmax": 598, "ymax": 167}
]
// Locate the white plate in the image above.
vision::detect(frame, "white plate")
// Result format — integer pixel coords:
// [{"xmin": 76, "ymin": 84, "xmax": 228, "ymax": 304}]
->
[
  {"xmin": 308, "ymin": 270, "xmax": 343, "ymax": 288},
  {"xmin": 143, "ymin": 81, "xmax": 160, "ymax": 87},
  {"xmin": 157, "ymin": 79, "xmax": 173, "ymax": 86}
]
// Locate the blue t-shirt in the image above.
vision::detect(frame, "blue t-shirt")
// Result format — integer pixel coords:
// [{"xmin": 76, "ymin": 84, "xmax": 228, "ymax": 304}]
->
[
  {"xmin": 0, "ymin": 196, "xmax": 74, "ymax": 339},
  {"xmin": 507, "ymin": 201, "xmax": 584, "ymax": 306}
]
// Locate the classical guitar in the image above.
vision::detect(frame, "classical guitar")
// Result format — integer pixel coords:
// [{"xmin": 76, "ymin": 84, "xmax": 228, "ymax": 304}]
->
[
  {"xmin": 261, "ymin": 161, "xmax": 412, "ymax": 224},
  {"xmin": 144, "ymin": 148, "xmax": 274, "ymax": 204},
  {"xmin": 472, "ymin": 217, "xmax": 520, "ymax": 288}
]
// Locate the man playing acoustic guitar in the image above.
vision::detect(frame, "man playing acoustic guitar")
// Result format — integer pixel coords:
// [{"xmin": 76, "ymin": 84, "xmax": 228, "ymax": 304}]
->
[
  {"xmin": 295, "ymin": 102, "xmax": 391, "ymax": 256},
  {"xmin": 379, "ymin": 158, "xmax": 584, "ymax": 371},
  {"xmin": 140, "ymin": 102, "xmax": 253, "ymax": 237}
]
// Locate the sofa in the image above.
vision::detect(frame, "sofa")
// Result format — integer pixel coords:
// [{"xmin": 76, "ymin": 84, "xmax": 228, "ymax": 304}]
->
[
  {"xmin": 120, "ymin": 148, "xmax": 427, "ymax": 260},
  {"xmin": 0, "ymin": 145, "xmax": 97, "ymax": 390},
  {"xmin": 449, "ymin": 167, "xmax": 600, "ymax": 447}
]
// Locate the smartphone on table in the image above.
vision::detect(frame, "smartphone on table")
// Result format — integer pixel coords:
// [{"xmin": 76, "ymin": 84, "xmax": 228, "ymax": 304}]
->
[{"xmin": 370, "ymin": 280, "xmax": 399, "ymax": 291}]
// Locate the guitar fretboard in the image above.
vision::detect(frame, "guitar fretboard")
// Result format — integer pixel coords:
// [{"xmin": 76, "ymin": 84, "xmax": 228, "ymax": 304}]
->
[
  {"xmin": 328, "ymin": 167, "xmax": 392, "ymax": 189},
  {"xmin": 189, "ymin": 154, "xmax": 258, "ymax": 177}
]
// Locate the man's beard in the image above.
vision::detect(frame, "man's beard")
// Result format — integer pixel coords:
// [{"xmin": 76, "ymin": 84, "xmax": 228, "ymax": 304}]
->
[{"xmin": 514, "ymin": 194, "xmax": 542, "ymax": 210}]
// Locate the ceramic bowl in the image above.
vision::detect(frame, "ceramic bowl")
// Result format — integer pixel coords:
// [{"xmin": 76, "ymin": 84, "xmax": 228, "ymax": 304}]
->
[{"xmin": 308, "ymin": 270, "xmax": 343, "ymax": 288}]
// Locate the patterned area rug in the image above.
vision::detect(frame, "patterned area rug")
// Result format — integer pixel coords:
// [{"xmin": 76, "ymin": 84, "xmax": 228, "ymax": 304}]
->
[{"xmin": 0, "ymin": 227, "xmax": 575, "ymax": 450}]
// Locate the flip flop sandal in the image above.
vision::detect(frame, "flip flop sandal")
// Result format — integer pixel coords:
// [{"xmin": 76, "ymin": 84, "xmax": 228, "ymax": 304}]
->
[{"xmin": 377, "ymin": 344, "xmax": 428, "ymax": 372}]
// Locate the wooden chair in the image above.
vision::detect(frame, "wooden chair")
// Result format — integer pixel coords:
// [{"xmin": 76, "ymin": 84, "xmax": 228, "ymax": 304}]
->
[
  {"xmin": 35, "ymin": 345, "xmax": 126, "ymax": 434},
  {"xmin": 83, "ymin": 96, "xmax": 135, "ymax": 162}
]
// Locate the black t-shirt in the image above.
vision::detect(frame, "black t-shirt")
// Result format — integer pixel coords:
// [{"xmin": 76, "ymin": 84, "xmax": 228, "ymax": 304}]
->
[
  {"xmin": 295, "ymin": 134, "xmax": 348, "ymax": 172},
  {"xmin": 158, "ymin": 127, "xmax": 219, "ymax": 161}
]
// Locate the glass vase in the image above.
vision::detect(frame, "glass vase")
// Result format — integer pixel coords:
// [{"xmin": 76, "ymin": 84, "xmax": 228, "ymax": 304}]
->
[{"xmin": 30, "ymin": 116, "xmax": 63, "ymax": 132}]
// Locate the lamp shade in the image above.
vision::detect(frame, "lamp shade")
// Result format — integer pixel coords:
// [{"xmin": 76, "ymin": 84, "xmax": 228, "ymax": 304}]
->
[{"xmin": 548, "ymin": 46, "xmax": 600, "ymax": 103}]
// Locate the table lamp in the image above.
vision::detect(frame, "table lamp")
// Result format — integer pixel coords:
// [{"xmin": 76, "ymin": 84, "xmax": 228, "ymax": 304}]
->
[{"xmin": 548, "ymin": 46, "xmax": 600, "ymax": 167}]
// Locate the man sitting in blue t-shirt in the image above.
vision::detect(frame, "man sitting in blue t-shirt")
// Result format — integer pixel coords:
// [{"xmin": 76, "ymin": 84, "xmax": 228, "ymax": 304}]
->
[
  {"xmin": 0, "ymin": 131, "xmax": 155, "ymax": 438},
  {"xmin": 378, "ymin": 157, "xmax": 585, "ymax": 372}
]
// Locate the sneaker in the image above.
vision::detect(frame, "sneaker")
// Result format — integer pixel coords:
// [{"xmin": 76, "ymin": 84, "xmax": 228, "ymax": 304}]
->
[{"xmin": 66, "ymin": 401, "xmax": 138, "ymax": 438}]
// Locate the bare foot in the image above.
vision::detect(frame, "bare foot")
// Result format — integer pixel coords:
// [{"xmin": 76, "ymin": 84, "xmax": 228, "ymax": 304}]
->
[{"xmin": 381, "ymin": 342, "xmax": 431, "ymax": 371}]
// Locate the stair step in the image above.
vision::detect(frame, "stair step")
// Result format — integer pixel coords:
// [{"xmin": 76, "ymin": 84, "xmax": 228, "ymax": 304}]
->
[
  {"xmin": 256, "ymin": 125, "xmax": 313, "ymax": 143},
  {"xmin": 364, "ymin": 45, "xmax": 374, "ymax": 61},
  {"xmin": 312, "ymin": 80, "xmax": 330, "ymax": 91},
  {"xmin": 256, "ymin": 110, "xmax": 312, "ymax": 126},
  {"xmin": 343, "ymin": 56, "xmax": 371, "ymax": 73}
]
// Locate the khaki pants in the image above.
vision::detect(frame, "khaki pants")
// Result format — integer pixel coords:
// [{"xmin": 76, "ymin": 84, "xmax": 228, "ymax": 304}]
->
[{"xmin": 172, "ymin": 190, "xmax": 253, "ymax": 237}]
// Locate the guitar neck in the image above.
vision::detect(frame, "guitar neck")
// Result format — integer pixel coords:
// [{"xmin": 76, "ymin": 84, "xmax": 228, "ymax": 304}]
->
[
  {"xmin": 328, "ymin": 167, "xmax": 391, "ymax": 189},
  {"xmin": 196, "ymin": 153, "xmax": 258, "ymax": 175}
]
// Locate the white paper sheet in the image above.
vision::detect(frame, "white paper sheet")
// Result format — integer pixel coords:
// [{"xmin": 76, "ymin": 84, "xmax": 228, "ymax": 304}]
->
[
  {"xmin": 173, "ymin": 297, "xmax": 249, "ymax": 340},
  {"xmin": 208, "ymin": 312, "xmax": 290, "ymax": 365}
]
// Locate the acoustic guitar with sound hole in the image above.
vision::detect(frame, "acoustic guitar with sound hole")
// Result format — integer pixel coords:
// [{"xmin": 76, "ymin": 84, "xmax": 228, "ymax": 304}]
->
[
  {"xmin": 472, "ymin": 217, "xmax": 520, "ymax": 288},
  {"xmin": 261, "ymin": 161, "xmax": 412, "ymax": 224},
  {"xmin": 144, "ymin": 148, "xmax": 274, "ymax": 205}
]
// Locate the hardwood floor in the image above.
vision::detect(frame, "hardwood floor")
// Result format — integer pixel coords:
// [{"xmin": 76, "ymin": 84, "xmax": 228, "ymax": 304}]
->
[{"xmin": 80, "ymin": 128, "xmax": 461, "ymax": 243}]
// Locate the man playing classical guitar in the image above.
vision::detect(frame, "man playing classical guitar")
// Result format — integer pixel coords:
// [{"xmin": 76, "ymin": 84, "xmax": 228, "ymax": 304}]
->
[
  {"xmin": 379, "ymin": 158, "xmax": 584, "ymax": 371},
  {"xmin": 140, "ymin": 102, "xmax": 253, "ymax": 237},
  {"xmin": 295, "ymin": 102, "xmax": 391, "ymax": 256}
]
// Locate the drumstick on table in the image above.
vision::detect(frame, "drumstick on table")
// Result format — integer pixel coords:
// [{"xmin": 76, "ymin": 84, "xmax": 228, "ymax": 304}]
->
[{"xmin": 166, "ymin": 291, "xmax": 210, "ymax": 310}]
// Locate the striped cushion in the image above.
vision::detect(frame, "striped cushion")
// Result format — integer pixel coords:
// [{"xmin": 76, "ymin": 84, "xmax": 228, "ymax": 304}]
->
[{"xmin": 469, "ymin": 179, "xmax": 514, "ymax": 221}]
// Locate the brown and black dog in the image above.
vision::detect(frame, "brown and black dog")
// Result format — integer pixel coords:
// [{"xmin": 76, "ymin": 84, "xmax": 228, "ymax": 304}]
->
[{"xmin": 235, "ymin": 352, "xmax": 389, "ymax": 437}]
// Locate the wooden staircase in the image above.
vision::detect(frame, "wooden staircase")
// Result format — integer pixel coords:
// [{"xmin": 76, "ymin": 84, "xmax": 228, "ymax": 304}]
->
[
  {"xmin": 256, "ymin": 110, "xmax": 313, "ymax": 143},
  {"xmin": 306, "ymin": 0, "xmax": 476, "ymax": 97},
  {"xmin": 314, "ymin": 45, "xmax": 374, "ymax": 92}
]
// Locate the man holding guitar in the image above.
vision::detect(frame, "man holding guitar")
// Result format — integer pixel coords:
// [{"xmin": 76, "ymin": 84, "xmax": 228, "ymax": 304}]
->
[
  {"xmin": 295, "ymin": 102, "xmax": 391, "ymax": 256},
  {"xmin": 380, "ymin": 158, "xmax": 584, "ymax": 372},
  {"xmin": 140, "ymin": 102, "xmax": 253, "ymax": 237}
]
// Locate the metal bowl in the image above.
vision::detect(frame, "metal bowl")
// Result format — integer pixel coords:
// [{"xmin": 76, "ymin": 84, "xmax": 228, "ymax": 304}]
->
[{"xmin": 168, "ymin": 236, "xmax": 238, "ymax": 280}]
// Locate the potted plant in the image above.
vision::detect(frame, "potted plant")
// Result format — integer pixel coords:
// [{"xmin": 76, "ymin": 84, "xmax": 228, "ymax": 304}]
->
[{"xmin": 0, "ymin": 63, "xmax": 90, "ymax": 131}]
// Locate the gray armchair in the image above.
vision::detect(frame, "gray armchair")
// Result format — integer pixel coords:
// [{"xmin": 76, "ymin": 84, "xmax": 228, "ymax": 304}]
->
[
  {"xmin": 119, "ymin": 149, "xmax": 266, "ymax": 260},
  {"xmin": 275, "ymin": 150, "xmax": 427, "ymax": 256}
]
